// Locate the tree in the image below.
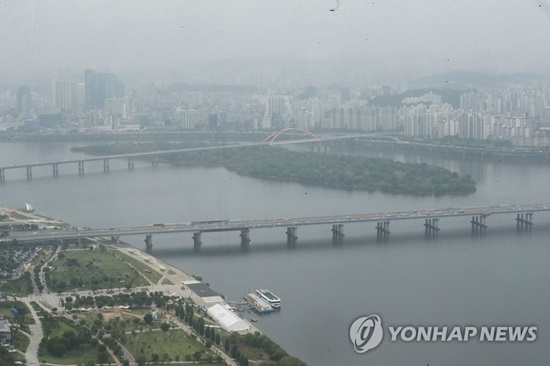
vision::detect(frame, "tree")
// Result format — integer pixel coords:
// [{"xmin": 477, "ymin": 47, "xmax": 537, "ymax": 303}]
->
[
  {"xmin": 143, "ymin": 313, "xmax": 153, "ymax": 325},
  {"xmin": 97, "ymin": 350, "xmax": 109, "ymax": 364},
  {"xmin": 278, "ymin": 356, "xmax": 307, "ymax": 366},
  {"xmin": 210, "ymin": 329, "xmax": 216, "ymax": 342},
  {"xmin": 135, "ymin": 355, "xmax": 146, "ymax": 366},
  {"xmin": 151, "ymin": 353, "xmax": 159, "ymax": 362},
  {"xmin": 46, "ymin": 337, "xmax": 67, "ymax": 357},
  {"xmin": 224, "ymin": 338, "xmax": 230, "ymax": 352},
  {"xmin": 0, "ymin": 345, "xmax": 16, "ymax": 366},
  {"xmin": 160, "ymin": 322, "xmax": 170, "ymax": 333}
]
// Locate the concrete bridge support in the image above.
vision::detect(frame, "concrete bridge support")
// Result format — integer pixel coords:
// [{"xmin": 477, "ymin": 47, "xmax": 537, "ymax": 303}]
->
[
  {"xmin": 152, "ymin": 157, "xmax": 159, "ymax": 168},
  {"xmin": 103, "ymin": 159, "xmax": 110, "ymax": 172},
  {"xmin": 26, "ymin": 166, "xmax": 32, "ymax": 180},
  {"xmin": 516, "ymin": 213, "xmax": 533, "ymax": 231},
  {"xmin": 111, "ymin": 236, "xmax": 120, "ymax": 244},
  {"xmin": 52, "ymin": 164, "xmax": 59, "ymax": 177},
  {"xmin": 332, "ymin": 224, "xmax": 345, "ymax": 244},
  {"xmin": 144, "ymin": 234, "xmax": 153, "ymax": 253},
  {"xmin": 0, "ymin": 169, "xmax": 4, "ymax": 183},
  {"xmin": 78, "ymin": 161, "xmax": 85, "ymax": 175},
  {"xmin": 376, "ymin": 221, "xmax": 391, "ymax": 241},
  {"xmin": 128, "ymin": 158, "xmax": 134, "ymax": 170},
  {"xmin": 470, "ymin": 215, "xmax": 487, "ymax": 235},
  {"xmin": 240, "ymin": 228, "xmax": 251, "ymax": 248},
  {"xmin": 286, "ymin": 226, "xmax": 298, "ymax": 246},
  {"xmin": 424, "ymin": 218, "xmax": 440, "ymax": 238},
  {"xmin": 193, "ymin": 232, "xmax": 202, "ymax": 249}
]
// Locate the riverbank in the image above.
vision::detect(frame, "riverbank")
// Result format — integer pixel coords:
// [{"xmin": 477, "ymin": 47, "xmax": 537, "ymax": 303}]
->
[
  {"xmin": 0, "ymin": 204, "xmax": 67, "ymax": 229},
  {"xmin": 0, "ymin": 204, "xmax": 306, "ymax": 365}
]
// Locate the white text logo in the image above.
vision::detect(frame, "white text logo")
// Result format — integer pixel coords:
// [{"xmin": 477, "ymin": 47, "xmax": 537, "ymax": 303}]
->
[{"xmin": 349, "ymin": 314, "xmax": 384, "ymax": 353}]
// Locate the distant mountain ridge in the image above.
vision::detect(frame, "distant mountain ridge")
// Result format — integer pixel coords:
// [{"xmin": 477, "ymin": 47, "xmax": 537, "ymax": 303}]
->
[
  {"xmin": 368, "ymin": 88, "xmax": 467, "ymax": 109},
  {"xmin": 410, "ymin": 71, "xmax": 550, "ymax": 88}
]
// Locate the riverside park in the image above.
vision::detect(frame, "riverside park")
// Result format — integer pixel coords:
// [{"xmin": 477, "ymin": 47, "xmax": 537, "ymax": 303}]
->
[{"xmin": 0, "ymin": 205, "xmax": 305, "ymax": 366}]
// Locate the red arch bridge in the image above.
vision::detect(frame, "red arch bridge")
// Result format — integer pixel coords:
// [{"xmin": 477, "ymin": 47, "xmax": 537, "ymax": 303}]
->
[{"xmin": 0, "ymin": 129, "xmax": 359, "ymax": 182}]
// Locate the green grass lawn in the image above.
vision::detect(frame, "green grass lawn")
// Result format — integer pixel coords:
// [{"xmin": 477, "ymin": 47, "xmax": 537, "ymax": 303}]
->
[
  {"xmin": 43, "ymin": 317, "xmax": 77, "ymax": 338},
  {"xmin": 111, "ymin": 249, "xmax": 163, "ymax": 284},
  {"xmin": 122, "ymin": 328, "xmax": 216, "ymax": 363},
  {"xmin": 0, "ymin": 273, "xmax": 33, "ymax": 297},
  {"xmin": 38, "ymin": 317, "xmax": 116, "ymax": 365},
  {"xmin": 75, "ymin": 309, "xmax": 162, "ymax": 332},
  {"xmin": 12, "ymin": 352, "xmax": 26, "ymax": 363},
  {"xmin": 46, "ymin": 248, "xmax": 149, "ymax": 292},
  {"xmin": 13, "ymin": 330, "xmax": 30, "ymax": 352},
  {"xmin": 38, "ymin": 346, "xmax": 114, "ymax": 365}
]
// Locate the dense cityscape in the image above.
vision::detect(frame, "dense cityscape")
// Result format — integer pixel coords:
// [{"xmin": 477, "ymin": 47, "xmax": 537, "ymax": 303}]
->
[
  {"xmin": 2, "ymin": 1, "xmax": 550, "ymax": 366},
  {"xmin": 1, "ymin": 69, "xmax": 550, "ymax": 147}
]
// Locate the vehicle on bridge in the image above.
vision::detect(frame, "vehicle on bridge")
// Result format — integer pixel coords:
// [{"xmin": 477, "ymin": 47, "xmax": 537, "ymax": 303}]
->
[{"xmin": 191, "ymin": 219, "xmax": 230, "ymax": 225}]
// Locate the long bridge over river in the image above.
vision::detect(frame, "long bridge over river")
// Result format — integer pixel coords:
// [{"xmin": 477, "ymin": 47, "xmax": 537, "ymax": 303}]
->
[
  {"xmin": 4, "ymin": 203, "xmax": 548, "ymax": 250},
  {"xmin": 0, "ymin": 129, "xmax": 362, "ymax": 182}
]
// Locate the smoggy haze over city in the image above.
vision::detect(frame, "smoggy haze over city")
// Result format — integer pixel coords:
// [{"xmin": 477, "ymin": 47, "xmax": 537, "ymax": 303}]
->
[{"xmin": 1, "ymin": 0, "xmax": 550, "ymax": 83}]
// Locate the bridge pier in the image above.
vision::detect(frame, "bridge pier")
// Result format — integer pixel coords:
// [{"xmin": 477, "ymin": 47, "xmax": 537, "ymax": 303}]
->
[
  {"xmin": 332, "ymin": 224, "xmax": 345, "ymax": 244},
  {"xmin": 516, "ymin": 213, "xmax": 533, "ymax": 232},
  {"xmin": 286, "ymin": 226, "xmax": 298, "ymax": 246},
  {"xmin": 152, "ymin": 157, "xmax": 159, "ymax": 168},
  {"xmin": 144, "ymin": 234, "xmax": 153, "ymax": 253},
  {"xmin": 240, "ymin": 228, "xmax": 251, "ymax": 248},
  {"xmin": 26, "ymin": 166, "xmax": 32, "ymax": 180},
  {"xmin": 103, "ymin": 159, "xmax": 110, "ymax": 172},
  {"xmin": 376, "ymin": 221, "xmax": 391, "ymax": 241},
  {"xmin": 78, "ymin": 161, "xmax": 85, "ymax": 175},
  {"xmin": 128, "ymin": 158, "xmax": 134, "ymax": 170},
  {"xmin": 111, "ymin": 236, "xmax": 120, "ymax": 244},
  {"xmin": 193, "ymin": 232, "xmax": 202, "ymax": 249},
  {"xmin": 0, "ymin": 168, "xmax": 4, "ymax": 183},
  {"xmin": 424, "ymin": 218, "xmax": 440, "ymax": 238},
  {"xmin": 52, "ymin": 164, "xmax": 59, "ymax": 177},
  {"xmin": 470, "ymin": 215, "xmax": 487, "ymax": 235}
]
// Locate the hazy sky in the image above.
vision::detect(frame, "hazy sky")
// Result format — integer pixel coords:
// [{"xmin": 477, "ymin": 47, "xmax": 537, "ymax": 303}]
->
[{"xmin": 1, "ymin": 0, "xmax": 550, "ymax": 81}]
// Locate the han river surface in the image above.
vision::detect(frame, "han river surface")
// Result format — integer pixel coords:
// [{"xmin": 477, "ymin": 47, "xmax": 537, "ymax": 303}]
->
[{"xmin": 0, "ymin": 140, "xmax": 549, "ymax": 366}]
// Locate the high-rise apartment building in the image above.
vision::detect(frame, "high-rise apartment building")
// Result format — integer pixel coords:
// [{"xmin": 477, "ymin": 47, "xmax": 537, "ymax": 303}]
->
[
  {"xmin": 84, "ymin": 69, "xmax": 124, "ymax": 108},
  {"xmin": 17, "ymin": 85, "xmax": 32, "ymax": 117},
  {"xmin": 52, "ymin": 79, "xmax": 77, "ymax": 110}
]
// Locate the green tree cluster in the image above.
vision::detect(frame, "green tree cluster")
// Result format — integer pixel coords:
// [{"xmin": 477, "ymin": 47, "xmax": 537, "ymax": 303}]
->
[{"xmin": 74, "ymin": 142, "xmax": 475, "ymax": 195}]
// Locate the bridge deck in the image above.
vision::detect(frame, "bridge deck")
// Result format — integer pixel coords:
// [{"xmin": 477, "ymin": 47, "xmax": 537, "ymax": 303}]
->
[
  {"xmin": 6, "ymin": 203, "xmax": 548, "ymax": 243},
  {"xmin": 0, "ymin": 134, "xmax": 361, "ymax": 171}
]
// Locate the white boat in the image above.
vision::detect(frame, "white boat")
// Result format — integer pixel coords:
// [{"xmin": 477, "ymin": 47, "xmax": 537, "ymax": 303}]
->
[
  {"xmin": 245, "ymin": 293, "xmax": 274, "ymax": 313},
  {"xmin": 256, "ymin": 289, "xmax": 281, "ymax": 309}
]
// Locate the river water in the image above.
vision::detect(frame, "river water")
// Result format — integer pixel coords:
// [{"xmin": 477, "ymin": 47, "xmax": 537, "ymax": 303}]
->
[{"xmin": 1, "ymin": 140, "xmax": 549, "ymax": 366}]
